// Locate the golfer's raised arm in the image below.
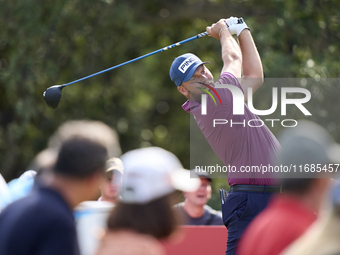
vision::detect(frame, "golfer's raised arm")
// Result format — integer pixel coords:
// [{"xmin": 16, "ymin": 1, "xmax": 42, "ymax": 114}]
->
[
  {"xmin": 206, "ymin": 19, "xmax": 242, "ymax": 78},
  {"xmin": 225, "ymin": 17, "xmax": 264, "ymax": 99},
  {"xmin": 238, "ymin": 30, "xmax": 263, "ymax": 97}
]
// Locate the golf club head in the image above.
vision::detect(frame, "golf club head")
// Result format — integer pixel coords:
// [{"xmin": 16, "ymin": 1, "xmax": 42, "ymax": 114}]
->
[{"xmin": 43, "ymin": 85, "xmax": 64, "ymax": 109}]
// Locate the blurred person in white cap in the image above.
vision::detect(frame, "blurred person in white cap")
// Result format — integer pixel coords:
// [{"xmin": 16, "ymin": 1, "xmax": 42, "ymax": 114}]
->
[
  {"xmin": 98, "ymin": 157, "xmax": 124, "ymax": 204},
  {"xmin": 174, "ymin": 169, "xmax": 223, "ymax": 225},
  {"xmin": 237, "ymin": 120, "xmax": 338, "ymax": 255},
  {"xmin": 95, "ymin": 147, "xmax": 200, "ymax": 255}
]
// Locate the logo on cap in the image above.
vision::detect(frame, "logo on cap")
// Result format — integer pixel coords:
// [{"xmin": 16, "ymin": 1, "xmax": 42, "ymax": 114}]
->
[{"xmin": 178, "ymin": 56, "xmax": 199, "ymax": 74}]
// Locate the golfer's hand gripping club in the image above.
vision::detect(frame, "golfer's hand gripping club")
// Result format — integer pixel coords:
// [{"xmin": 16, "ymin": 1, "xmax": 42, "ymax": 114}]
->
[
  {"xmin": 225, "ymin": 17, "xmax": 249, "ymax": 36},
  {"xmin": 43, "ymin": 31, "xmax": 209, "ymax": 109}
]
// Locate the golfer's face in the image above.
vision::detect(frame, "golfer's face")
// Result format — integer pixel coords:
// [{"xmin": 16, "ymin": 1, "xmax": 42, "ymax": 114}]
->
[
  {"xmin": 190, "ymin": 65, "xmax": 214, "ymax": 83},
  {"xmin": 181, "ymin": 65, "xmax": 214, "ymax": 100}
]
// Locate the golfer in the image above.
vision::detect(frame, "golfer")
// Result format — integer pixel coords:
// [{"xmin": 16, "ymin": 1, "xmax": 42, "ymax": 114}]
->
[{"xmin": 169, "ymin": 17, "xmax": 281, "ymax": 255}]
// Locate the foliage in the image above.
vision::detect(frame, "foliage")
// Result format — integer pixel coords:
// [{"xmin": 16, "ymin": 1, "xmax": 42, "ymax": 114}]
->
[{"xmin": 0, "ymin": 0, "xmax": 339, "ymax": 209}]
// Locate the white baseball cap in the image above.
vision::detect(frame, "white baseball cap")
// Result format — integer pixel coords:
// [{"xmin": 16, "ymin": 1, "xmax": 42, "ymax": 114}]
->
[
  {"xmin": 105, "ymin": 157, "xmax": 124, "ymax": 175},
  {"xmin": 120, "ymin": 147, "xmax": 200, "ymax": 204}
]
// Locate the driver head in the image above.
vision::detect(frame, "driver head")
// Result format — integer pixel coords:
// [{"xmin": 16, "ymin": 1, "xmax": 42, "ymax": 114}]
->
[{"xmin": 43, "ymin": 85, "xmax": 64, "ymax": 109}]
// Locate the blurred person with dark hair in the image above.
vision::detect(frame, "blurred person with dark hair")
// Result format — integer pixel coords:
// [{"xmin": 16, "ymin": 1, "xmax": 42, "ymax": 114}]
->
[
  {"xmin": 0, "ymin": 128, "xmax": 111, "ymax": 255},
  {"xmin": 237, "ymin": 120, "xmax": 337, "ymax": 255},
  {"xmin": 174, "ymin": 170, "xmax": 223, "ymax": 225},
  {"xmin": 282, "ymin": 181, "xmax": 340, "ymax": 255},
  {"xmin": 98, "ymin": 157, "xmax": 124, "ymax": 204},
  {"xmin": 43, "ymin": 120, "xmax": 122, "ymax": 255},
  {"xmin": 95, "ymin": 147, "xmax": 200, "ymax": 255}
]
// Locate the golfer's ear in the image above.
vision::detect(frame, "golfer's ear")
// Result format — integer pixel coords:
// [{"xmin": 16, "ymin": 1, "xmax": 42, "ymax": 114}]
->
[{"xmin": 178, "ymin": 85, "xmax": 188, "ymax": 96}]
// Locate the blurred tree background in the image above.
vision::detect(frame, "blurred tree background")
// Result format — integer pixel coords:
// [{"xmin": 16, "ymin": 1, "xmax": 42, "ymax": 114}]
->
[{"xmin": 0, "ymin": 0, "xmax": 339, "ymax": 210}]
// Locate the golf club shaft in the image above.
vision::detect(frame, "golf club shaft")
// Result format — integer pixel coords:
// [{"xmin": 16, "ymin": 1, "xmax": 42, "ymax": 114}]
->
[{"xmin": 63, "ymin": 32, "xmax": 209, "ymax": 87}]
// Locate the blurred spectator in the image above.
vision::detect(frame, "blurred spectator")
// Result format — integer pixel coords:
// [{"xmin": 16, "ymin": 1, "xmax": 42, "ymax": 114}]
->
[
  {"xmin": 282, "ymin": 182, "xmax": 340, "ymax": 255},
  {"xmin": 98, "ymin": 157, "xmax": 124, "ymax": 204},
  {"xmin": 0, "ymin": 120, "xmax": 121, "ymax": 214},
  {"xmin": 95, "ymin": 147, "xmax": 200, "ymax": 255},
  {"xmin": 49, "ymin": 121, "xmax": 121, "ymax": 255},
  {"xmin": 72, "ymin": 158, "xmax": 123, "ymax": 255},
  {"xmin": 0, "ymin": 120, "xmax": 115, "ymax": 255},
  {"xmin": 237, "ymin": 120, "xmax": 337, "ymax": 255},
  {"xmin": 174, "ymin": 170, "xmax": 223, "ymax": 225}
]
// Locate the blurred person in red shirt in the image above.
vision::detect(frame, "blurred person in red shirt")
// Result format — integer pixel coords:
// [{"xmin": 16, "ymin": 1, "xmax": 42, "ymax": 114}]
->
[
  {"xmin": 237, "ymin": 120, "xmax": 337, "ymax": 255},
  {"xmin": 282, "ymin": 181, "xmax": 340, "ymax": 255}
]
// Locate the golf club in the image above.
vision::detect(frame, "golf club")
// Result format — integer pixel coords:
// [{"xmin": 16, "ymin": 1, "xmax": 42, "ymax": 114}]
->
[{"xmin": 43, "ymin": 31, "xmax": 209, "ymax": 109}]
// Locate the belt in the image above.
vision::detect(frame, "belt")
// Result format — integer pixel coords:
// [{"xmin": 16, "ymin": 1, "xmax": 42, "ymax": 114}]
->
[{"xmin": 230, "ymin": 185, "xmax": 282, "ymax": 193}]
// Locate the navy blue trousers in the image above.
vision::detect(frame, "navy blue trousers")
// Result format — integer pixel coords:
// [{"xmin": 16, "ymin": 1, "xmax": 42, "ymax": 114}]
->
[{"xmin": 221, "ymin": 190, "xmax": 273, "ymax": 255}]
